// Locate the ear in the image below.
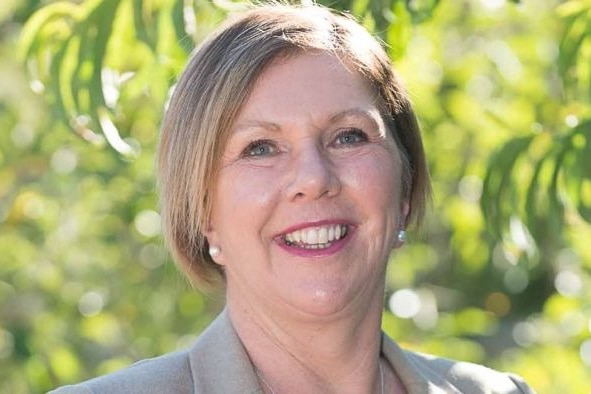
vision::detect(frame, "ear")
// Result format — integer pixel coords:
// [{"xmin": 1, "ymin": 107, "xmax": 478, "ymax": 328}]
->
[
  {"xmin": 393, "ymin": 201, "xmax": 411, "ymax": 249},
  {"xmin": 400, "ymin": 200, "xmax": 410, "ymax": 226},
  {"xmin": 203, "ymin": 221, "xmax": 225, "ymax": 265}
]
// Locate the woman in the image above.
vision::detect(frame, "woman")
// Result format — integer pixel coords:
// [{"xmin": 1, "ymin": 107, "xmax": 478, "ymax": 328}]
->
[{"xmin": 52, "ymin": 3, "xmax": 534, "ymax": 393}]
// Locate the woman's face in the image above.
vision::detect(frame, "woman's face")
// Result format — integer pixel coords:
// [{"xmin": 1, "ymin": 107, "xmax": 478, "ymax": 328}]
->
[{"xmin": 206, "ymin": 52, "xmax": 408, "ymax": 319}]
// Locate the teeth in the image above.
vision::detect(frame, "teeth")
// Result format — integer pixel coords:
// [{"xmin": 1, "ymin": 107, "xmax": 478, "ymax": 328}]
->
[
  {"xmin": 283, "ymin": 224, "xmax": 348, "ymax": 249},
  {"xmin": 306, "ymin": 228, "xmax": 318, "ymax": 244},
  {"xmin": 318, "ymin": 227, "xmax": 328, "ymax": 244}
]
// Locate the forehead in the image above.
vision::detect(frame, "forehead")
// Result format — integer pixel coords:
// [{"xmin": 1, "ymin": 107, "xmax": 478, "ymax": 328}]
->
[{"xmin": 236, "ymin": 51, "xmax": 379, "ymax": 123}]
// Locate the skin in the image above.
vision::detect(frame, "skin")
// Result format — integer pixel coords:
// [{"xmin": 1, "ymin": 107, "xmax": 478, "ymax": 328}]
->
[{"xmin": 205, "ymin": 51, "xmax": 408, "ymax": 393}]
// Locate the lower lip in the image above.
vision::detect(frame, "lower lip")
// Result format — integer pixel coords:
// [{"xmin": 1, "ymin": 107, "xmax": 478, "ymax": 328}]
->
[{"xmin": 276, "ymin": 231, "xmax": 352, "ymax": 258}]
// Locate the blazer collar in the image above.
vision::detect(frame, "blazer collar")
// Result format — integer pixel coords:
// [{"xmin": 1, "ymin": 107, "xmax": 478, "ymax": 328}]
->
[
  {"xmin": 187, "ymin": 309, "xmax": 459, "ymax": 394},
  {"xmin": 188, "ymin": 309, "xmax": 262, "ymax": 393},
  {"xmin": 381, "ymin": 334, "xmax": 461, "ymax": 394}
]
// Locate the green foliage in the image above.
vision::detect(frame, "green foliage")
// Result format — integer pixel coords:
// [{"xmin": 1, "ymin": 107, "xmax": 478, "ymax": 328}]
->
[
  {"xmin": 385, "ymin": 1, "xmax": 591, "ymax": 392},
  {"xmin": 1, "ymin": 0, "xmax": 590, "ymax": 393},
  {"xmin": 481, "ymin": 0, "xmax": 591, "ymax": 278},
  {"xmin": 18, "ymin": 0, "xmax": 225, "ymax": 158}
]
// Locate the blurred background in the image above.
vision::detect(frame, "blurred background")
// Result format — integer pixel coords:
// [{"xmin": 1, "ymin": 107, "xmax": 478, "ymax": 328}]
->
[{"xmin": 1, "ymin": 0, "xmax": 590, "ymax": 392}]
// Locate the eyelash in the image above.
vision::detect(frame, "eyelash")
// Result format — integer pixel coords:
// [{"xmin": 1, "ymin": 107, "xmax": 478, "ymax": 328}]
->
[
  {"xmin": 333, "ymin": 128, "xmax": 368, "ymax": 146},
  {"xmin": 241, "ymin": 139, "xmax": 278, "ymax": 158},
  {"xmin": 240, "ymin": 128, "xmax": 369, "ymax": 158}
]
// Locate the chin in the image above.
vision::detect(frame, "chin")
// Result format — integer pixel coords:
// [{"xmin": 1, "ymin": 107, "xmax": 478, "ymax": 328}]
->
[{"xmin": 284, "ymin": 284, "xmax": 365, "ymax": 320}]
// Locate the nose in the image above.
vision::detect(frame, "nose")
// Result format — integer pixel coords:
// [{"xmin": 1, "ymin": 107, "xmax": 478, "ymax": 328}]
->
[{"xmin": 285, "ymin": 142, "xmax": 341, "ymax": 201}]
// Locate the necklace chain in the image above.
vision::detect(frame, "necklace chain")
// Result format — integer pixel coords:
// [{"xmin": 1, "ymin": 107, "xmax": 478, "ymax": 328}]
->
[{"xmin": 255, "ymin": 359, "xmax": 385, "ymax": 394}]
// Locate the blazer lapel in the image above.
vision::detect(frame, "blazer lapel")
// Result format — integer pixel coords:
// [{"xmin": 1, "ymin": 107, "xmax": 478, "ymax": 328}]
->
[
  {"xmin": 381, "ymin": 334, "xmax": 462, "ymax": 394},
  {"xmin": 187, "ymin": 309, "xmax": 262, "ymax": 393},
  {"xmin": 186, "ymin": 312, "xmax": 462, "ymax": 393}
]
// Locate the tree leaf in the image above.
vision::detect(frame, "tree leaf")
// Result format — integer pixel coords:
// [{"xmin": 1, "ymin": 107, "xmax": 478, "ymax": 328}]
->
[{"xmin": 481, "ymin": 135, "xmax": 534, "ymax": 237}]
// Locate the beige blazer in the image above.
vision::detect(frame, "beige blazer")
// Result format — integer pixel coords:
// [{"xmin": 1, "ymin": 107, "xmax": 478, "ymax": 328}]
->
[{"xmin": 50, "ymin": 310, "xmax": 535, "ymax": 393}]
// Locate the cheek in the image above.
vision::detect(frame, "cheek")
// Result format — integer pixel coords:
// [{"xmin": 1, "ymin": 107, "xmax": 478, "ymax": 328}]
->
[
  {"xmin": 343, "ymin": 152, "xmax": 402, "ymax": 208},
  {"xmin": 212, "ymin": 165, "xmax": 280, "ymax": 229},
  {"xmin": 342, "ymin": 152, "xmax": 403, "ymax": 252}
]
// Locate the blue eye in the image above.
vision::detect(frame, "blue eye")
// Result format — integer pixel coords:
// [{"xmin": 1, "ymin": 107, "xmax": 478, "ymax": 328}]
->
[
  {"xmin": 243, "ymin": 139, "xmax": 278, "ymax": 157},
  {"xmin": 334, "ymin": 128, "xmax": 368, "ymax": 146}
]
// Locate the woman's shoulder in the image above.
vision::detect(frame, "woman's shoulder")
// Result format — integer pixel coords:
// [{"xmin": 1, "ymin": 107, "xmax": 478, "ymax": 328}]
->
[
  {"xmin": 382, "ymin": 334, "xmax": 535, "ymax": 393},
  {"xmin": 404, "ymin": 349, "xmax": 534, "ymax": 393},
  {"xmin": 48, "ymin": 348, "xmax": 194, "ymax": 394},
  {"xmin": 48, "ymin": 311, "xmax": 260, "ymax": 394}
]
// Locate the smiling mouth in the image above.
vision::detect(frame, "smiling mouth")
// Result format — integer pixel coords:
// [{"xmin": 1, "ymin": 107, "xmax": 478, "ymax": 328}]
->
[{"xmin": 282, "ymin": 224, "xmax": 349, "ymax": 249}]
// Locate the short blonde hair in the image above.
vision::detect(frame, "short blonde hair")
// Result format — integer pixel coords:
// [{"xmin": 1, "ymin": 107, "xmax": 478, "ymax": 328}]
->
[{"xmin": 157, "ymin": 3, "xmax": 430, "ymax": 286}]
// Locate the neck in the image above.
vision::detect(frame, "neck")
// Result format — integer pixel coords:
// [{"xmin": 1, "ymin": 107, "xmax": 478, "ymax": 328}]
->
[{"xmin": 226, "ymin": 286, "xmax": 386, "ymax": 393}]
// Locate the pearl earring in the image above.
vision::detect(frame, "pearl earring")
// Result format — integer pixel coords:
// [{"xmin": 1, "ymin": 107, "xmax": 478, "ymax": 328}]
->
[
  {"xmin": 397, "ymin": 230, "xmax": 407, "ymax": 243},
  {"xmin": 209, "ymin": 246, "xmax": 220, "ymax": 258}
]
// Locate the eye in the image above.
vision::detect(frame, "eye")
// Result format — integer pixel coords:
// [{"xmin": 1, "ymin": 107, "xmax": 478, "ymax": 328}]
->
[
  {"xmin": 242, "ymin": 139, "xmax": 278, "ymax": 158},
  {"xmin": 333, "ymin": 128, "xmax": 368, "ymax": 146}
]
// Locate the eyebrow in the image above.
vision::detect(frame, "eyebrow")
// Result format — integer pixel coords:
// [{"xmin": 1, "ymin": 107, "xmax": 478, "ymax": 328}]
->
[
  {"xmin": 232, "ymin": 120, "xmax": 281, "ymax": 134},
  {"xmin": 232, "ymin": 107, "xmax": 384, "ymax": 134},
  {"xmin": 328, "ymin": 108, "xmax": 383, "ymax": 129}
]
